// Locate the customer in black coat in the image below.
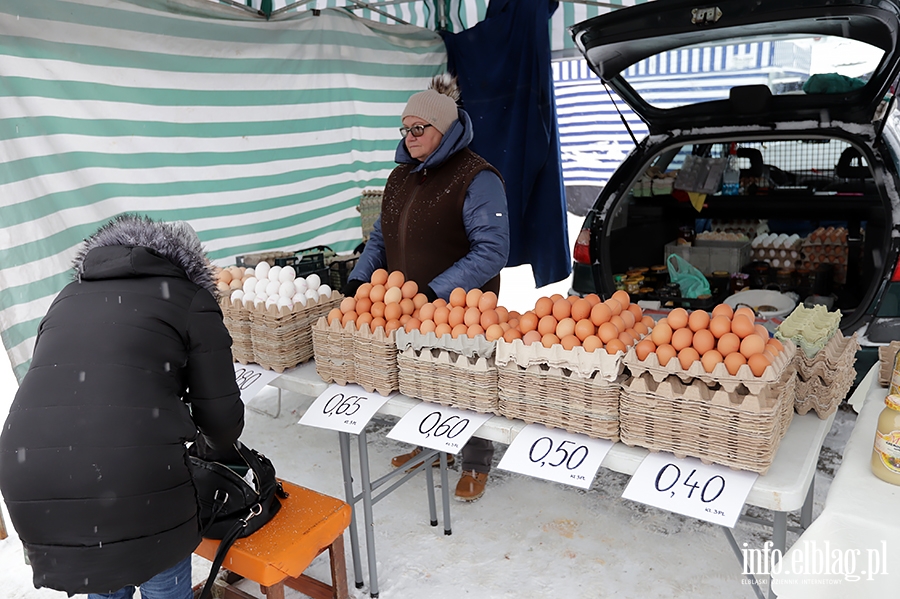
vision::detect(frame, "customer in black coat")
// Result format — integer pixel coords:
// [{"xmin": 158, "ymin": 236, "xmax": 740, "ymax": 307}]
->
[{"xmin": 0, "ymin": 214, "xmax": 245, "ymax": 596}]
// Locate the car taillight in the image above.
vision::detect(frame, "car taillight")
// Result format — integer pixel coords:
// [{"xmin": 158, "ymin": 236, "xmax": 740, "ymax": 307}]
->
[
  {"xmin": 892, "ymin": 253, "xmax": 900, "ymax": 282},
  {"xmin": 573, "ymin": 229, "xmax": 592, "ymax": 265}
]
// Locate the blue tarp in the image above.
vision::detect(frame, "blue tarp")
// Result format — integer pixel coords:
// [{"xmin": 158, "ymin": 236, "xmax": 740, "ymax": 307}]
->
[{"xmin": 442, "ymin": 0, "xmax": 571, "ymax": 288}]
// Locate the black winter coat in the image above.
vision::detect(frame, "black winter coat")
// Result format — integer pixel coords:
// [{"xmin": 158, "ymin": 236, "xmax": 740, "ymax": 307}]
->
[{"xmin": 0, "ymin": 216, "xmax": 244, "ymax": 594}]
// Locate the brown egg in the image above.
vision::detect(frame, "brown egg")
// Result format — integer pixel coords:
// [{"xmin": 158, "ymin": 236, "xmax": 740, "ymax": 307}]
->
[
  {"xmin": 370, "ymin": 301, "xmax": 386, "ymax": 319},
  {"xmin": 450, "ymin": 323, "xmax": 469, "ymax": 338},
  {"xmin": 433, "ymin": 298, "xmax": 448, "ymax": 308},
  {"xmin": 633, "ymin": 321, "xmax": 650, "ymax": 337},
  {"xmin": 671, "ymin": 327, "xmax": 693, "ymax": 351},
  {"xmin": 369, "ymin": 284, "xmax": 386, "ymax": 303},
  {"xmin": 467, "ymin": 324, "xmax": 485, "ymax": 338},
  {"xmin": 387, "ymin": 270, "xmax": 405, "ymax": 288},
  {"xmin": 650, "ymin": 321, "xmax": 673, "ymax": 346},
  {"xmin": 748, "ymin": 353, "xmax": 771, "ymax": 377},
  {"xmin": 466, "ymin": 288, "xmax": 483, "ymax": 309},
  {"xmin": 478, "ymin": 291, "xmax": 498, "ymax": 312},
  {"xmin": 400, "ymin": 280, "xmax": 418, "ymax": 299},
  {"xmin": 538, "ymin": 315, "xmax": 559, "ymax": 336},
  {"xmin": 354, "ymin": 297, "xmax": 372, "ymax": 315},
  {"xmin": 731, "ymin": 315, "xmax": 756, "ymax": 339},
  {"xmin": 550, "ymin": 293, "xmax": 565, "ymax": 303},
  {"xmin": 598, "ymin": 322, "xmax": 620, "ymax": 343},
  {"xmin": 413, "ymin": 293, "xmax": 428, "ymax": 309},
  {"xmin": 327, "ymin": 308, "xmax": 342, "ymax": 325},
  {"xmin": 448, "ymin": 306, "xmax": 466, "ymax": 327},
  {"xmin": 740, "ymin": 334, "xmax": 766, "ymax": 359},
  {"xmin": 610, "ymin": 314, "xmax": 626, "ymax": 332},
  {"xmin": 503, "ymin": 328, "xmax": 523, "ymax": 342},
  {"xmin": 724, "ymin": 351, "xmax": 747, "ymax": 376},
  {"xmin": 667, "ymin": 308, "xmax": 689, "ymax": 330},
  {"xmin": 357, "ymin": 313, "xmax": 374, "ymax": 328},
  {"xmin": 635, "ymin": 338, "xmax": 656, "ymax": 361},
  {"xmin": 701, "ymin": 349, "xmax": 724, "ymax": 373},
  {"xmin": 541, "ymin": 333, "xmax": 561, "ymax": 349},
  {"xmin": 495, "ymin": 305, "xmax": 509, "ymax": 323},
  {"xmin": 400, "ymin": 314, "xmax": 411, "ymax": 325},
  {"xmin": 590, "ymin": 303, "xmax": 613, "ymax": 326},
  {"xmin": 403, "ymin": 317, "xmax": 421, "ymax": 333},
  {"xmin": 355, "ymin": 282, "xmax": 373, "ymax": 300},
  {"xmin": 552, "ymin": 299, "xmax": 572, "ymax": 321},
  {"xmin": 620, "ymin": 309, "xmax": 636, "ymax": 330},
  {"xmin": 529, "ymin": 297, "xmax": 550, "ymax": 318},
  {"xmin": 618, "ymin": 330, "xmax": 635, "ymax": 348},
  {"xmin": 560, "ymin": 334, "xmax": 581, "ymax": 350},
  {"xmin": 399, "ymin": 298, "xmax": 415, "ymax": 316},
  {"xmin": 627, "ymin": 304, "xmax": 643, "ymax": 323},
  {"xmin": 605, "ymin": 298, "xmax": 623, "ymax": 316},
  {"xmin": 371, "ymin": 316, "xmax": 386, "ymax": 331},
  {"xmin": 449, "ymin": 288, "xmax": 467, "ymax": 308},
  {"xmin": 433, "ymin": 305, "xmax": 450, "ymax": 325},
  {"xmin": 341, "ymin": 311, "xmax": 357, "ymax": 326},
  {"xmin": 711, "ymin": 303, "xmax": 734, "ymax": 319},
  {"xmin": 678, "ymin": 347, "xmax": 700, "ymax": 370},
  {"xmin": 383, "ymin": 302, "xmax": 402, "ymax": 322},
  {"xmin": 734, "ymin": 306, "xmax": 756, "ymax": 322},
  {"xmin": 383, "ymin": 286, "xmax": 403, "ymax": 305},
  {"xmin": 519, "ymin": 311, "xmax": 539, "ymax": 334},
  {"xmin": 709, "ymin": 315, "xmax": 732, "ymax": 338},
  {"xmin": 218, "ymin": 268, "xmax": 233, "ymax": 284},
  {"xmin": 418, "ymin": 303, "xmax": 436, "ymax": 322},
  {"xmin": 556, "ymin": 317, "xmax": 577, "ymax": 339},
  {"xmin": 611, "ymin": 290, "xmax": 631, "ymax": 309},
  {"xmin": 370, "ymin": 269, "xmax": 389, "ymax": 286},
  {"xmin": 754, "ymin": 324, "xmax": 770, "ymax": 339},
  {"xmin": 485, "ymin": 323, "xmax": 505, "ymax": 341},
  {"xmin": 656, "ymin": 343, "xmax": 677, "ymax": 367},
  {"xmin": 717, "ymin": 332, "xmax": 741, "ymax": 356},
  {"xmin": 435, "ymin": 322, "xmax": 452, "ymax": 338},
  {"xmin": 480, "ymin": 309, "xmax": 500, "ymax": 329},
  {"xmin": 420, "ymin": 319, "xmax": 436, "ymax": 335},
  {"xmin": 385, "ymin": 319, "xmax": 402, "ymax": 334},
  {"xmin": 571, "ymin": 298, "xmax": 593, "ymax": 322},
  {"xmin": 584, "ymin": 293, "xmax": 602, "ymax": 306},
  {"xmin": 767, "ymin": 338, "xmax": 784, "ymax": 354},
  {"xmin": 691, "ymin": 328, "xmax": 716, "ymax": 355},
  {"xmin": 464, "ymin": 307, "xmax": 482, "ymax": 327},
  {"xmin": 574, "ymin": 319, "xmax": 596, "ymax": 341},
  {"xmin": 522, "ymin": 330, "xmax": 542, "ymax": 345},
  {"xmin": 688, "ymin": 310, "xmax": 710, "ymax": 332},
  {"xmin": 340, "ymin": 297, "xmax": 357, "ymax": 314},
  {"xmin": 641, "ymin": 315, "xmax": 656, "ymax": 328},
  {"xmin": 605, "ymin": 338, "xmax": 627, "ymax": 355},
  {"xmin": 582, "ymin": 335, "xmax": 603, "ymax": 352}
]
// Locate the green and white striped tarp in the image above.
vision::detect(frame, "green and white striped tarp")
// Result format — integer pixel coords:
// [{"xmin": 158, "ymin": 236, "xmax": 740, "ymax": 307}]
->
[{"xmin": 0, "ymin": 0, "xmax": 446, "ymax": 381}]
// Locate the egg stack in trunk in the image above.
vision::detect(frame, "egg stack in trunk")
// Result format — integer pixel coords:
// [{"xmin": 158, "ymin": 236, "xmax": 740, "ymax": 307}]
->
[{"xmin": 621, "ymin": 304, "xmax": 797, "ymax": 475}]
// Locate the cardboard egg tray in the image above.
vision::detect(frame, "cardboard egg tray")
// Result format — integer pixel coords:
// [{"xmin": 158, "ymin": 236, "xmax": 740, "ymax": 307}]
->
[
  {"xmin": 877, "ymin": 341, "xmax": 900, "ymax": 387},
  {"xmin": 351, "ymin": 323, "xmax": 398, "ymax": 396},
  {"xmin": 497, "ymin": 362, "xmax": 622, "ymax": 442},
  {"xmin": 247, "ymin": 291, "xmax": 342, "ymax": 373},
  {"xmin": 311, "ymin": 317, "xmax": 356, "ymax": 386},
  {"xmin": 618, "ymin": 369, "xmax": 796, "ymax": 474},
  {"xmin": 397, "ymin": 347, "xmax": 499, "ymax": 414},
  {"xmin": 794, "ymin": 366, "xmax": 857, "ymax": 419},
  {"xmin": 793, "ymin": 331, "xmax": 858, "ymax": 384},
  {"xmin": 494, "ymin": 338, "xmax": 625, "ymax": 382},
  {"xmin": 622, "ymin": 338, "xmax": 796, "ymax": 395},
  {"xmin": 775, "ymin": 305, "xmax": 842, "ymax": 359},
  {"xmin": 220, "ymin": 295, "xmax": 254, "ymax": 365}
]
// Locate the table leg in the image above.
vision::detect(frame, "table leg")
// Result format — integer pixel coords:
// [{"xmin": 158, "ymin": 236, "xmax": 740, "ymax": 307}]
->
[
  {"xmin": 338, "ymin": 432, "xmax": 364, "ymax": 589},
  {"xmin": 356, "ymin": 429, "xmax": 380, "ymax": 598},
  {"xmin": 425, "ymin": 460, "xmax": 438, "ymax": 527},
  {"xmin": 440, "ymin": 452, "xmax": 452, "ymax": 535},
  {"xmin": 800, "ymin": 477, "xmax": 814, "ymax": 530},
  {"xmin": 768, "ymin": 512, "xmax": 788, "ymax": 599}
]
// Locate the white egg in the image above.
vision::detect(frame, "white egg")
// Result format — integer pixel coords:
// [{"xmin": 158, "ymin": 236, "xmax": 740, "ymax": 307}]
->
[
  {"xmin": 268, "ymin": 265, "xmax": 283, "ymax": 282},
  {"xmin": 254, "ymin": 279, "xmax": 269, "ymax": 295},
  {"xmin": 292, "ymin": 293, "xmax": 308, "ymax": 307},
  {"xmin": 230, "ymin": 289, "xmax": 245, "ymax": 301},
  {"xmin": 265, "ymin": 280, "xmax": 282, "ymax": 297},
  {"xmin": 278, "ymin": 266, "xmax": 296, "ymax": 283},
  {"xmin": 254, "ymin": 261, "xmax": 270, "ymax": 280},
  {"xmin": 278, "ymin": 281, "xmax": 296, "ymax": 299},
  {"xmin": 305, "ymin": 288, "xmax": 320, "ymax": 301},
  {"xmin": 253, "ymin": 297, "xmax": 266, "ymax": 308},
  {"xmin": 256, "ymin": 291, "xmax": 269, "ymax": 302},
  {"xmin": 242, "ymin": 291, "xmax": 256, "ymax": 304},
  {"xmin": 244, "ymin": 267, "xmax": 255, "ymax": 278},
  {"xmin": 318, "ymin": 284, "xmax": 332, "ymax": 297},
  {"xmin": 265, "ymin": 298, "xmax": 279, "ymax": 309},
  {"xmin": 276, "ymin": 297, "xmax": 293, "ymax": 309},
  {"xmin": 305, "ymin": 273, "xmax": 321, "ymax": 290},
  {"xmin": 293, "ymin": 278, "xmax": 308, "ymax": 295},
  {"xmin": 242, "ymin": 276, "xmax": 258, "ymax": 294}
]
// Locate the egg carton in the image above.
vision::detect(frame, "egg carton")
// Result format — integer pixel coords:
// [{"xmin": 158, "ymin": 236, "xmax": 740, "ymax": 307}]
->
[
  {"xmin": 622, "ymin": 338, "xmax": 796, "ymax": 395},
  {"xmin": 618, "ymin": 370, "xmax": 795, "ymax": 474},
  {"xmin": 220, "ymin": 295, "xmax": 254, "ymax": 364},
  {"xmin": 311, "ymin": 317, "xmax": 356, "ymax": 386},
  {"xmin": 806, "ymin": 226, "xmax": 849, "ymax": 245},
  {"xmin": 794, "ymin": 366, "xmax": 857, "ymax": 419},
  {"xmin": 397, "ymin": 347, "xmax": 498, "ymax": 414},
  {"xmin": 775, "ymin": 304, "xmax": 842, "ymax": 359},
  {"xmin": 497, "ymin": 362, "xmax": 623, "ymax": 442},
  {"xmin": 877, "ymin": 341, "xmax": 900, "ymax": 387},
  {"xmin": 351, "ymin": 322, "xmax": 399, "ymax": 396},
  {"xmin": 395, "ymin": 328, "xmax": 497, "ymax": 359},
  {"xmin": 494, "ymin": 338, "xmax": 625, "ymax": 383},
  {"xmin": 793, "ymin": 331, "xmax": 859, "ymax": 384}
]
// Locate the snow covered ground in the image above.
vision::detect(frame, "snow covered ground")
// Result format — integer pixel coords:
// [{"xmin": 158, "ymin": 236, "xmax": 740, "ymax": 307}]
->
[{"xmin": 0, "ymin": 213, "xmax": 857, "ymax": 598}]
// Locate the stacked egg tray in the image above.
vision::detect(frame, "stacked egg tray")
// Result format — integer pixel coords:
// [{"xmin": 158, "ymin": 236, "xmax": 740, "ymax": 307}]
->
[
  {"xmin": 358, "ymin": 188, "xmax": 383, "ymax": 241},
  {"xmin": 352, "ymin": 323, "xmax": 399, "ymax": 396},
  {"xmin": 793, "ymin": 331, "xmax": 859, "ymax": 418},
  {"xmin": 247, "ymin": 291, "xmax": 342, "ymax": 373},
  {"xmin": 493, "ymin": 339, "xmax": 625, "ymax": 442},
  {"xmin": 220, "ymin": 296, "xmax": 254, "ymax": 364},
  {"xmin": 775, "ymin": 304, "xmax": 842, "ymax": 360},
  {"xmin": 618, "ymin": 368, "xmax": 796, "ymax": 475},
  {"xmin": 799, "ymin": 227, "xmax": 850, "ymax": 284},
  {"xmin": 750, "ymin": 233, "xmax": 802, "ymax": 270},
  {"xmin": 395, "ymin": 330, "xmax": 499, "ymax": 414},
  {"xmin": 311, "ymin": 318, "xmax": 356, "ymax": 385},
  {"xmin": 877, "ymin": 341, "xmax": 900, "ymax": 387}
]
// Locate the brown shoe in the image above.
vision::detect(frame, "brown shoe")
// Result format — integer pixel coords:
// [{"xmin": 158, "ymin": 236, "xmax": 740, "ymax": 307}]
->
[
  {"xmin": 454, "ymin": 470, "xmax": 488, "ymax": 502},
  {"xmin": 390, "ymin": 447, "xmax": 455, "ymax": 470}
]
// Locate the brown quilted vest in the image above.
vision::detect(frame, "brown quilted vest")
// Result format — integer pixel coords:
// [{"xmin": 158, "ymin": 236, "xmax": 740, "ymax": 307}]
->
[{"xmin": 380, "ymin": 148, "xmax": 502, "ymax": 296}]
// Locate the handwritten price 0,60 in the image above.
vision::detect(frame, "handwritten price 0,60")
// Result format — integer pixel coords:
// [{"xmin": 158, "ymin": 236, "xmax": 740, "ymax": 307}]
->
[
  {"xmin": 234, "ymin": 368, "xmax": 263, "ymax": 391},
  {"xmin": 529, "ymin": 437, "xmax": 589, "ymax": 470},
  {"xmin": 418, "ymin": 412, "xmax": 469, "ymax": 439},
  {"xmin": 322, "ymin": 393, "xmax": 364, "ymax": 417},
  {"xmin": 655, "ymin": 463, "xmax": 725, "ymax": 503}
]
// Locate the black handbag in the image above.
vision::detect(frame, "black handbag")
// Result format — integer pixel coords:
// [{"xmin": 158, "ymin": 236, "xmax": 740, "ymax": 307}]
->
[{"xmin": 189, "ymin": 439, "xmax": 288, "ymax": 599}]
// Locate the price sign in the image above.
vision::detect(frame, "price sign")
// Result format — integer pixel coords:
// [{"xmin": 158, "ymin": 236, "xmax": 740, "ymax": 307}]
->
[
  {"xmin": 233, "ymin": 363, "xmax": 280, "ymax": 404},
  {"xmin": 299, "ymin": 384, "xmax": 393, "ymax": 434},
  {"xmin": 387, "ymin": 402, "xmax": 492, "ymax": 454},
  {"xmin": 622, "ymin": 452, "xmax": 758, "ymax": 528},
  {"xmin": 497, "ymin": 424, "xmax": 613, "ymax": 489}
]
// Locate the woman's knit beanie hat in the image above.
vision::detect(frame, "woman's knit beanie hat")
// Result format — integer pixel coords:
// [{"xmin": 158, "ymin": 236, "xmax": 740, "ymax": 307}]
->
[{"xmin": 401, "ymin": 74, "xmax": 461, "ymax": 134}]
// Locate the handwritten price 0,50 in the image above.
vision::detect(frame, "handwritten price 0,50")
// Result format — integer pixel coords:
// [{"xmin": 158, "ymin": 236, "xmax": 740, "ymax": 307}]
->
[
  {"xmin": 655, "ymin": 463, "xmax": 725, "ymax": 503},
  {"xmin": 529, "ymin": 437, "xmax": 589, "ymax": 470}
]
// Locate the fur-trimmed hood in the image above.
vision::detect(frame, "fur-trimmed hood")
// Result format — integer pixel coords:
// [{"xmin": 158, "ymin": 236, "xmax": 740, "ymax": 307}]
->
[{"xmin": 72, "ymin": 214, "xmax": 217, "ymax": 297}]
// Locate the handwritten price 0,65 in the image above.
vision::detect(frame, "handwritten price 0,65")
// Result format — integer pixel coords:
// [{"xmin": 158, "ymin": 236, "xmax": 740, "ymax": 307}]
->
[
  {"xmin": 418, "ymin": 412, "xmax": 469, "ymax": 439},
  {"xmin": 529, "ymin": 437, "xmax": 589, "ymax": 470},
  {"xmin": 655, "ymin": 463, "xmax": 725, "ymax": 503},
  {"xmin": 321, "ymin": 393, "xmax": 364, "ymax": 417}
]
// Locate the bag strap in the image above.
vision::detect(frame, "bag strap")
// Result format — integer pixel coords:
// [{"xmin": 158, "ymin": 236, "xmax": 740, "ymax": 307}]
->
[
  {"xmin": 196, "ymin": 503, "xmax": 263, "ymax": 599},
  {"xmin": 198, "ymin": 489, "xmax": 230, "ymax": 538}
]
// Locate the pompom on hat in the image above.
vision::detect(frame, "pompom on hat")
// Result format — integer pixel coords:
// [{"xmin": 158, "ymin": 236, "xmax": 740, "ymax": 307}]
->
[{"xmin": 401, "ymin": 74, "xmax": 461, "ymax": 134}]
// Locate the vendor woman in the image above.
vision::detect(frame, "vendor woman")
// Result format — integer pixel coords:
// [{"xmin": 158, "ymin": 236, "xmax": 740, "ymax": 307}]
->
[{"xmin": 344, "ymin": 73, "xmax": 510, "ymax": 502}]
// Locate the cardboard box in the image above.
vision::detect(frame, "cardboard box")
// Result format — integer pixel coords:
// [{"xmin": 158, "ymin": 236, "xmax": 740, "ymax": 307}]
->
[{"xmin": 663, "ymin": 239, "xmax": 751, "ymax": 276}]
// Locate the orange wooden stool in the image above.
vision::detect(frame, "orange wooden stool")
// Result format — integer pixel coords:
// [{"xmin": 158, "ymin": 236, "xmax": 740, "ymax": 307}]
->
[{"xmin": 194, "ymin": 480, "xmax": 352, "ymax": 599}]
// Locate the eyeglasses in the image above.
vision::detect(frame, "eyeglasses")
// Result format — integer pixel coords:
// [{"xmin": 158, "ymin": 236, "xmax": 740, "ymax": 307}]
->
[{"xmin": 399, "ymin": 124, "xmax": 433, "ymax": 138}]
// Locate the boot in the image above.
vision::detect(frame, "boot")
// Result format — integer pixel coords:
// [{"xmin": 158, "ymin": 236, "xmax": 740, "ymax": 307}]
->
[
  {"xmin": 454, "ymin": 470, "xmax": 488, "ymax": 502},
  {"xmin": 390, "ymin": 447, "xmax": 455, "ymax": 470}
]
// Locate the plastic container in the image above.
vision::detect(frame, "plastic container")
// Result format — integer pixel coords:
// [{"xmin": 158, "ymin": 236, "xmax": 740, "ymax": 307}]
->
[
  {"xmin": 722, "ymin": 143, "xmax": 741, "ymax": 195},
  {"xmin": 871, "ymin": 394, "xmax": 900, "ymax": 486}
]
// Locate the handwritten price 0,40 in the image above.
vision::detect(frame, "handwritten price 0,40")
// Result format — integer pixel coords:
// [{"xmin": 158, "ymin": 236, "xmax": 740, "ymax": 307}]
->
[
  {"xmin": 322, "ymin": 393, "xmax": 364, "ymax": 417},
  {"xmin": 418, "ymin": 412, "xmax": 469, "ymax": 439},
  {"xmin": 529, "ymin": 438, "xmax": 589, "ymax": 470},
  {"xmin": 655, "ymin": 463, "xmax": 725, "ymax": 503}
]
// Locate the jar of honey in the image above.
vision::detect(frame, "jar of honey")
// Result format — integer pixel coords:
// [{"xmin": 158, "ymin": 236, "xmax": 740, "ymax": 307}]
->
[{"xmin": 872, "ymin": 394, "xmax": 900, "ymax": 486}]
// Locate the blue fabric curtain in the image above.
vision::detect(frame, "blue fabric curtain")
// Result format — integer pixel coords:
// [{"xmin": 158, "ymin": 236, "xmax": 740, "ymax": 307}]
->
[{"xmin": 441, "ymin": 0, "xmax": 571, "ymax": 288}]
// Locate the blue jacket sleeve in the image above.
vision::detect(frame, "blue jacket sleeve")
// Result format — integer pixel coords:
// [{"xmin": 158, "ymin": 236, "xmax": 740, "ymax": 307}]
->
[
  {"xmin": 347, "ymin": 215, "xmax": 387, "ymax": 284},
  {"xmin": 428, "ymin": 170, "xmax": 510, "ymax": 299}
]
